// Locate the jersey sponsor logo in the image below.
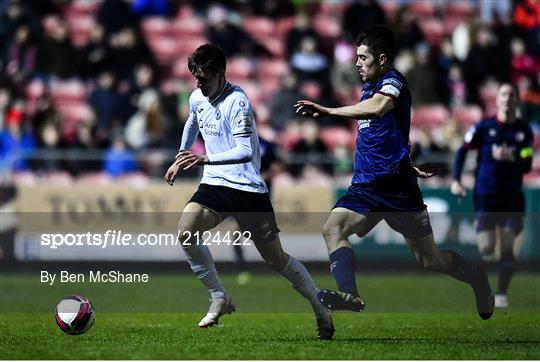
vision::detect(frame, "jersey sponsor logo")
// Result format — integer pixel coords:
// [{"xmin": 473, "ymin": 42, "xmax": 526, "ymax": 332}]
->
[
  {"xmin": 382, "ymin": 78, "xmax": 402, "ymax": 89},
  {"xmin": 380, "ymin": 84, "xmax": 400, "ymax": 98},
  {"xmin": 197, "ymin": 107, "xmax": 204, "ymax": 113},
  {"xmin": 358, "ymin": 119, "xmax": 371, "ymax": 129}
]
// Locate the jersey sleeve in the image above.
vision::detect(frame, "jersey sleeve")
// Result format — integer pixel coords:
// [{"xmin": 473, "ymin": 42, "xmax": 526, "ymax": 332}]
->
[
  {"xmin": 377, "ymin": 75, "xmax": 403, "ymax": 100},
  {"xmin": 179, "ymin": 94, "xmax": 200, "ymax": 151},
  {"xmin": 230, "ymin": 94, "xmax": 255, "ymax": 137},
  {"xmin": 462, "ymin": 123, "xmax": 482, "ymax": 149}
]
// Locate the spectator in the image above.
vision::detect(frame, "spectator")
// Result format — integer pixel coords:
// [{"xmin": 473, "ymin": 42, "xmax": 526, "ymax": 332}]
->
[
  {"xmin": 520, "ymin": 73, "xmax": 540, "ymax": 124},
  {"xmin": 269, "ymin": 71, "xmax": 304, "ymax": 130},
  {"xmin": 285, "ymin": 12, "xmax": 323, "ymax": 59},
  {"xmin": 392, "ymin": 4, "xmax": 424, "ymax": 52},
  {"xmin": 124, "ymin": 64, "xmax": 161, "ymax": 149},
  {"xmin": 0, "ymin": 0, "xmax": 41, "ymax": 52},
  {"xmin": 109, "ymin": 26, "xmax": 154, "ymax": 81},
  {"xmin": 67, "ymin": 122, "xmax": 102, "ymax": 175},
  {"xmin": 88, "ymin": 70, "xmax": 122, "ymax": 145},
  {"xmin": 97, "ymin": 0, "xmax": 137, "ymax": 37},
  {"xmin": 407, "ymin": 43, "xmax": 440, "ymax": 106},
  {"xmin": 342, "ymin": 0, "xmax": 386, "ymax": 42},
  {"xmin": 34, "ymin": 121, "xmax": 63, "ymax": 172},
  {"xmin": 251, "ymin": 0, "xmax": 295, "ymax": 18},
  {"xmin": 290, "ymin": 36, "xmax": 329, "ymax": 82},
  {"xmin": 2, "ymin": 24, "xmax": 37, "ymax": 86},
  {"xmin": 448, "ymin": 64, "xmax": 466, "ymax": 109},
  {"xmin": 36, "ymin": 19, "xmax": 79, "ymax": 79},
  {"xmin": 463, "ymin": 26, "xmax": 498, "ymax": 104},
  {"xmin": 80, "ymin": 24, "xmax": 112, "ymax": 80},
  {"xmin": 290, "ymin": 120, "xmax": 330, "ymax": 177},
  {"xmin": 206, "ymin": 5, "xmax": 271, "ymax": 58},
  {"xmin": 331, "ymin": 40, "xmax": 361, "ymax": 105},
  {"xmin": 510, "ymin": 37, "xmax": 538, "ymax": 85},
  {"xmin": 0, "ymin": 101, "xmax": 36, "ymax": 172},
  {"xmin": 103, "ymin": 136, "xmax": 137, "ymax": 178}
]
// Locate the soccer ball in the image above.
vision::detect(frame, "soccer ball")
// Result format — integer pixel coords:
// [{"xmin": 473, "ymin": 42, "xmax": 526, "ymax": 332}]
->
[{"xmin": 55, "ymin": 295, "xmax": 95, "ymax": 335}]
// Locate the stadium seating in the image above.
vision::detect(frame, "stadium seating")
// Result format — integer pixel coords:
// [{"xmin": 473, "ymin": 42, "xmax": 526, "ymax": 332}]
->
[
  {"xmin": 413, "ymin": 104, "xmax": 451, "ymax": 127},
  {"xmin": 452, "ymin": 105, "xmax": 483, "ymax": 130}
]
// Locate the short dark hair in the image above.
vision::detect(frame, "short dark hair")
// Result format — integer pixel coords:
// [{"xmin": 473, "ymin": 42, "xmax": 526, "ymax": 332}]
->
[
  {"xmin": 188, "ymin": 44, "xmax": 226, "ymax": 75},
  {"xmin": 355, "ymin": 26, "xmax": 395, "ymax": 61}
]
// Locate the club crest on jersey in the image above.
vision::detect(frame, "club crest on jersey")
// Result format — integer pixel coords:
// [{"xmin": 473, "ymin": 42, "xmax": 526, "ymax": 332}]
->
[
  {"xmin": 239, "ymin": 100, "xmax": 246, "ymax": 108},
  {"xmin": 489, "ymin": 128, "xmax": 497, "ymax": 137},
  {"xmin": 358, "ymin": 119, "xmax": 371, "ymax": 129},
  {"xmin": 516, "ymin": 131, "xmax": 525, "ymax": 142},
  {"xmin": 215, "ymin": 109, "xmax": 221, "ymax": 120}
]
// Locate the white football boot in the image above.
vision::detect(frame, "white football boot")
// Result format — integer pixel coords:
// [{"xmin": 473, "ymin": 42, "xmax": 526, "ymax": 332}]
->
[
  {"xmin": 198, "ymin": 296, "xmax": 236, "ymax": 328},
  {"xmin": 494, "ymin": 294, "xmax": 509, "ymax": 308}
]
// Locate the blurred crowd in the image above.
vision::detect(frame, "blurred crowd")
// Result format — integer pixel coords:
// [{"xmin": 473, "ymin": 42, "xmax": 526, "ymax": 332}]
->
[{"xmin": 0, "ymin": 0, "xmax": 539, "ymax": 187}]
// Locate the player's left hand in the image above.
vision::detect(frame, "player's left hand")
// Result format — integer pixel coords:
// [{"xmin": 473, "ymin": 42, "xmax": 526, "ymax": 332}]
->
[
  {"xmin": 412, "ymin": 163, "xmax": 439, "ymax": 178},
  {"xmin": 175, "ymin": 150, "xmax": 209, "ymax": 170}
]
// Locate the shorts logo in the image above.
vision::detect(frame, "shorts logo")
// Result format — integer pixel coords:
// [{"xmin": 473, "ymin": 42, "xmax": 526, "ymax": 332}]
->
[{"xmin": 415, "ymin": 209, "xmax": 430, "ymax": 227}]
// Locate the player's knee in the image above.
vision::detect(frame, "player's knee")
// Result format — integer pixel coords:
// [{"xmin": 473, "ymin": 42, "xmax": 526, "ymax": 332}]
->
[{"xmin": 322, "ymin": 222, "xmax": 345, "ymax": 243}]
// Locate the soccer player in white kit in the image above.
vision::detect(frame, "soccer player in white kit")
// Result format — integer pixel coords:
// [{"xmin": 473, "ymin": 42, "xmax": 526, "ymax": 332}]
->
[{"xmin": 164, "ymin": 44, "xmax": 334, "ymax": 339}]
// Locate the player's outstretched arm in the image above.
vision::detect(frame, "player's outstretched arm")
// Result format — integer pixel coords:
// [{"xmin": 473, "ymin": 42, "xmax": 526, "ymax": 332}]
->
[{"xmin": 294, "ymin": 93, "xmax": 393, "ymax": 120}]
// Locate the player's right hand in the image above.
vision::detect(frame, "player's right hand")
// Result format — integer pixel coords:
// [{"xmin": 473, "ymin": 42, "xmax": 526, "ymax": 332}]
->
[
  {"xmin": 164, "ymin": 163, "xmax": 180, "ymax": 186},
  {"xmin": 450, "ymin": 180, "xmax": 466, "ymax": 198},
  {"xmin": 294, "ymin": 100, "xmax": 329, "ymax": 118}
]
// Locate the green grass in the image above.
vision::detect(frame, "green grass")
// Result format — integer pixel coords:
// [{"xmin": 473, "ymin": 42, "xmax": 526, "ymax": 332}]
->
[{"xmin": 1, "ymin": 273, "xmax": 539, "ymax": 359}]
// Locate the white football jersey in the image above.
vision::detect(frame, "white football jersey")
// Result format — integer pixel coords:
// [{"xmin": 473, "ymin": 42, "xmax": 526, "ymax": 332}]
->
[{"xmin": 188, "ymin": 83, "xmax": 268, "ymax": 193}]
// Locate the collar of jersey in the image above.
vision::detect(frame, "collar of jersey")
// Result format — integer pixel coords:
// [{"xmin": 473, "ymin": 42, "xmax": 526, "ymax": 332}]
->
[{"xmin": 208, "ymin": 81, "xmax": 231, "ymax": 105}]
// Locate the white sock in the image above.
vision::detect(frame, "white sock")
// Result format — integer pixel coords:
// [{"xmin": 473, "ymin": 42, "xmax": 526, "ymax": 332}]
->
[
  {"xmin": 183, "ymin": 244, "xmax": 227, "ymax": 300},
  {"xmin": 280, "ymin": 255, "xmax": 326, "ymax": 315}
]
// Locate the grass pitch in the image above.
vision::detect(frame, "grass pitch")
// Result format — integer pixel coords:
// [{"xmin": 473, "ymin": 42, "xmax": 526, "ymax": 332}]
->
[{"xmin": 1, "ymin": 272, "xmax": 539, "ymax": 359}]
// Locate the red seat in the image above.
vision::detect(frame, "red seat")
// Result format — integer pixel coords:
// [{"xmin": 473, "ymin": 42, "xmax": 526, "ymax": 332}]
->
[
  {"xmin": 172, "ymin": 57, "xmax": 191, "ymax": 79},
  {"xmin": 226, "ymin": 57, "xmax": 254, "ymax": 80},
  {"xmin": 413, "ymin": 104, "xmax": 450, "ymax": 127},
  {"xmin": 452, "ymin": 105, "xmax": 483, "ymax": 130},
  {"xmin": 410, "ymin": 1, "xmax": 436, "ymax": 17},
  {"xmin": 276, "ymin": 17, "xmax": 295, "ymax": 38},
  {"xmin": 50, "ymin": 80, "xmax": 87, "ymax": 105},
  {"xmin": 148, "ymin": 36, "xmax": 178, "ymax": 65},
  {"xmin": 312, "ymin": 15, "xmax": 341, "ymax": 38},
  {"xmin": 419, "ymin": 18, "xmax": 444, "ymax": 45},
  {"xmin": 141, "ymin": 17, "xmax": 170, "ymax": 38},
  {"xmin": 279, "ymin": 124, "xmax": 303, "ymax": 151},
  {"xmin": 444, "ymin": 1, "xmax": 475, "ymax": 19},
  {"xmin": 258, "ymin": 58, "xmax": 289, "ymax": 79},
  {"xmin": 243, "ymin": 16, "xmax": 275, "ymax": 39},
  {"xmin": 175, "ymin": 36, "xmax": 206, "ymax": 56},
  {"xmin": 171, "ymin": 17, "xmax": 205, "ymax": 37},
  {"xmin": 64, "ymin": 0, "xmax": 101, "ymax": 16},
  {"xmin": 67, "ymin": 15, "xmax": 95, "ymax": 47},
  {"xmin": 320, "ymin": 127, "xmax": 354, "ymax": 152}
]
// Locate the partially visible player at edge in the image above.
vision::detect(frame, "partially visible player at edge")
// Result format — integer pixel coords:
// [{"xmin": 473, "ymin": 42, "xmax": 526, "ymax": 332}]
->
[
  {"xmin": 451, "ymin": 83, "xmax": 534, "ymax": 309},
  {"xmin": 294, "ymin": 26, "xmax": 495, "ymax": 319},
  {"xmin": 164, "ymin": 44, "xmax": 334, "ymax": 339}
]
